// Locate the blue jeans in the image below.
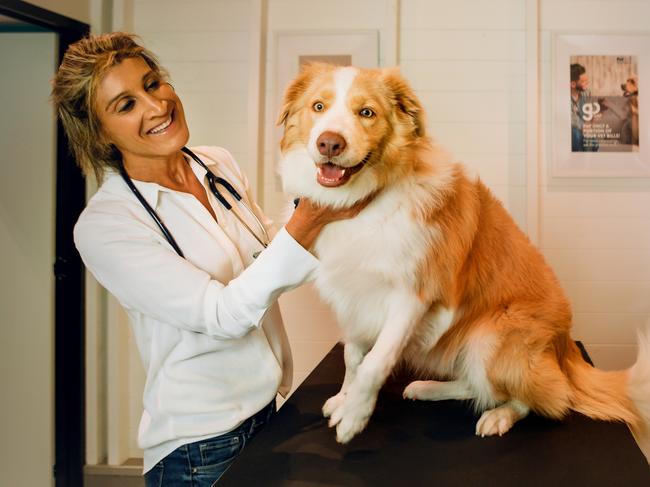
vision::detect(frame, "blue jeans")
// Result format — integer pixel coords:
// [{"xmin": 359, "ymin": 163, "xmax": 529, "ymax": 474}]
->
[{"xmin": 144, "ymin": 400, "xmax": 276, "ymax": 487}]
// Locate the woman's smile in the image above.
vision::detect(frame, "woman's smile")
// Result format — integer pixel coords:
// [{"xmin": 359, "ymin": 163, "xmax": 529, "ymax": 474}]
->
[{"xmin": 147, "ymin": 113, "xmax": 173, "ymax": 135}]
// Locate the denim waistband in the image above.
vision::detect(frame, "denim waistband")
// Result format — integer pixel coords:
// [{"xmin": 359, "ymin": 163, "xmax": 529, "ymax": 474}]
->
[
  {"xmin": 237, "ymin": 399, "xmax": 276, "ymax": 436},
  {"xmin": 168, "ymin": 399, "xmax": 276, "ymax": 464}
]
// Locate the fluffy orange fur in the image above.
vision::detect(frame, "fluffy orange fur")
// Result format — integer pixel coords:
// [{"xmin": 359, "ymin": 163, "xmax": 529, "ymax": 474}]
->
[{"xmin": 279, "ymin": 63, "xmax": 646, "ymax": 435}]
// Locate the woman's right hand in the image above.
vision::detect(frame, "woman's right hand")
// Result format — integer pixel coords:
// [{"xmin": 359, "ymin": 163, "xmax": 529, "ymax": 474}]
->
[{"xmin": 284, "ymin": 194, "xmax": 376, "ymax": 251}]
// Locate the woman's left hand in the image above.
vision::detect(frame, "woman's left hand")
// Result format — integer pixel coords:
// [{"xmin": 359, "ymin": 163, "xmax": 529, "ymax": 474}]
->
[{"xmin": 285, "ymin": 193, "xmax": 376, "ymax": 251}]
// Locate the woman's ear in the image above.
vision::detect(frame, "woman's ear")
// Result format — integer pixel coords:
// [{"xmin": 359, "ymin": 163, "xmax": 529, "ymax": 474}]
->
[{"xmin": 382, "ymin": 67, "xmax": 426, "ymax": 137}]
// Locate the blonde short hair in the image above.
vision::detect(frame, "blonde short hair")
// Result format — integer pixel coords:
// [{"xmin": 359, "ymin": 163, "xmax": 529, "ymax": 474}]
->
[{"xmin": 51, "ymin": 32, "xmax": 167, "ymax": 182}]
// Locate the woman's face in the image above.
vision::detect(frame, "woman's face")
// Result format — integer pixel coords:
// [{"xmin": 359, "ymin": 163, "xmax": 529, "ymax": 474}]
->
[{"xmin": 95, "ymin": 56, "xmax": 189, "ymax": 164}]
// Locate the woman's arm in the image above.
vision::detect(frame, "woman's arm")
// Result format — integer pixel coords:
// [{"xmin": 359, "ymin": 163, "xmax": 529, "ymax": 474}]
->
[
  {"xmin": 75, "ymin": 211, "xmax": 318, "ymax": 340},
  {"xmin": 74, "ymin": 195, "xmax": 373, "ymax": 341}
]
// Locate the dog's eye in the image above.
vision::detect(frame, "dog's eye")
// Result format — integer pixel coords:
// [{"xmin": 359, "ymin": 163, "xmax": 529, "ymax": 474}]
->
[
  {"xmin": 359, "ymin": 108, "xmax": 375, "ymax": 118},
  {"xmin": 313, "ymin": 102, "xmax": 325, "ymax": 112}
]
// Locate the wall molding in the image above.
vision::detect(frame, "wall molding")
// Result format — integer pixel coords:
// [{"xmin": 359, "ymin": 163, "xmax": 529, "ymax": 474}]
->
[
  {"xmin": 526, "ymin": 0, "xmax": 540, "ymax": 244},
  {"xmin": 383, "ymin": 0, "xmax": 399, "ymax": 66},
  {"xmin": 248, "ymin": 0, "xmax": 267, "ymax": 202}
]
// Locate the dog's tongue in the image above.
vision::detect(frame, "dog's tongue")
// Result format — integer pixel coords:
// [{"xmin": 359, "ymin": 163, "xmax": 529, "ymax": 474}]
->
[{"xmin": 317, "ymin": 162, "xmax": 346, "ymax": 187}]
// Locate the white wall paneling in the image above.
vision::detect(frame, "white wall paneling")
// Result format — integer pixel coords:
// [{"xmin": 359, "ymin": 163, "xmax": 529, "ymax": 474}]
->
[
  {"xmin": 525, "ymin": 0, "xmax": 540, "ymax": 244},
  {"xmin": 112, "ymin": 0, "xmax": 134, "ymax": 32},
  {"xmin": 84, "ymin": 256, "xmax": 106, "ymax": 466},
  {"xmin": 400, "ymin": 0, "xmax": 528, "ymax": 229},
  {"xmin": 384, "ymin": 0, "xmax": 400, "ymax": 66},
  {"xmin": 105, "ymin": 296, "xmax": 129, "ymax": 465},
  {"xmin": 247, "ymin": 0, "xmax": 268, "ymax": 201},
  {"xmin": 539, "ymin": 0, "xmax": 650, "ymax": 369}
]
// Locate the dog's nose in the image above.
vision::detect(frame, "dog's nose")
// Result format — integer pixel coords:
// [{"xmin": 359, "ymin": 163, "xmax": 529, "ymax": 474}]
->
[{"xmin": 317, "ymin": 131, "xmax": 347, "ymax": 157}]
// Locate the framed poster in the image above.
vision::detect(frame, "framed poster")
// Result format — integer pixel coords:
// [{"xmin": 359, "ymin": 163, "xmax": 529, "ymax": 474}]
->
[{"xmin": 552, "ymin": 34, "xmax": 650, "ymax": 177}]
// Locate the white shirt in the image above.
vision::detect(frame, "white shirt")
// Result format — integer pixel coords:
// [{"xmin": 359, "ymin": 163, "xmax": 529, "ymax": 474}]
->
[{"xmin": 74, "ymin": 146, "xmax": 318, "ymax": 473}]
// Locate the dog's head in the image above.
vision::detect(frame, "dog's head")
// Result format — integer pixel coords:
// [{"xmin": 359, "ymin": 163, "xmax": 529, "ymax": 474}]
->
[
  {"xmin": 621, "ymin": 76, "xmax": 638, "ymax": 97},
  {"xmin": 276, "ymin": 64, "xmax": 426, "ymax": 207}
]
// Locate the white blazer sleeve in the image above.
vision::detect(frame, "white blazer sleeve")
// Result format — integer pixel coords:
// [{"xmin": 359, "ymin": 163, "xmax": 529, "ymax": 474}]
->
[{"xmin": 74, "ymin": 211, "xmax": 318, "ymax": 340}]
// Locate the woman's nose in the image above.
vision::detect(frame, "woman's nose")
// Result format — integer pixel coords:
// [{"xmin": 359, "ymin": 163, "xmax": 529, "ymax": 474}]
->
[{"xmin": 143, "ymin": 92, "xmax": 167, "ymax": 115}]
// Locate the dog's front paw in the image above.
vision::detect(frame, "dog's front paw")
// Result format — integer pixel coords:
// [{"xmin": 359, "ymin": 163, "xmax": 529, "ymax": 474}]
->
[
  {"xmin": 475, "ymin": 407, "xmax": 515, "ymax": 437},
  {"xmin": 403, "ymin": 380, "xmax": 428, "ymax": 400},
  {"xmin": 475, "ymin": 401, "xmax": 529, "ymax": 437},
  {"xmin": 329, "ymin": 395, "xmax": 375, "ymax": 444},
  {"xmin": 335, "ymin": 409, "xmax": 371, "ymax": 444},
  {"xmin": 322, "ymin": 393, "xmax": 345, "ymax": 418}
]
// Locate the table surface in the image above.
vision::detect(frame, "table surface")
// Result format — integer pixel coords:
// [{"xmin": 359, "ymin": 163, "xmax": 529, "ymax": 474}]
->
[{"xmin": 219, "ymin": 343, "xmax": 650, "ymax": 486}]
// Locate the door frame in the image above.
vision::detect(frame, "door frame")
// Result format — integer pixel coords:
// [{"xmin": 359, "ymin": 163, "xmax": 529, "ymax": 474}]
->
[{"xmin": 0, "ymin": 2, "xmax": 88, "ymax": 486}]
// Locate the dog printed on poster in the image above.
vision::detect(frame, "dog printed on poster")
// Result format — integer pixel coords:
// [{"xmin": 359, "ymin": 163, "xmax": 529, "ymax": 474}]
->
[{"xmin": 621, "ymin": 76, "xmax": 639, "ymax": 147}]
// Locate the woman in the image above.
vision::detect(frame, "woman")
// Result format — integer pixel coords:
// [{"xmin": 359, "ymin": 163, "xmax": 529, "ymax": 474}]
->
[{"xmin": 51, "ymin": 32, "xmax": 369, "ymax": 486}]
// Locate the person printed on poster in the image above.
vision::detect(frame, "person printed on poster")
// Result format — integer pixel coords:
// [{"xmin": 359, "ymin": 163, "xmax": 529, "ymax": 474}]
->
[{"xmin": 570, "ymin": 63, "xmax": 599, "ymax": 152}]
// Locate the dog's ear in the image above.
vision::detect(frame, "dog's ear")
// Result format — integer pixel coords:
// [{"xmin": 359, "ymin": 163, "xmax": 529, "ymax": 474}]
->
[
  {"xmin": 276, "ymin": 63, "xmax": 322, "ymax": 126},
  {"xmin": 382, "ymin": 67, "xmax": 426, "ymax": 137}
]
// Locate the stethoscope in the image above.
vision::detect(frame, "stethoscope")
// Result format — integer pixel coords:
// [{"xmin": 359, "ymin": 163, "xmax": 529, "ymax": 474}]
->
[{"xmin": 119, "ymin": 146, "xmax": 270, "ymax": 259}]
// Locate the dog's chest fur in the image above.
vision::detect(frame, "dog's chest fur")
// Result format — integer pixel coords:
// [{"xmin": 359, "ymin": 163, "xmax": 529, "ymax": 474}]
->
[{"xmin": 312, "ymin": 180, "xmax": 443, "ymax": 346}]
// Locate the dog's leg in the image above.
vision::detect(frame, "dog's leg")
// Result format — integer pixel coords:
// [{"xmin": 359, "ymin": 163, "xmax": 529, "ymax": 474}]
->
[
  {"xmin": 329, "ymin": 293, "xmax": 427, "ymax": 443},
  {"xmin": 323, "ymin": 342, "xmax": 366, "ymax": 418},
  {"xmin": 475, "ymin": 400, "xmax": 530, "ymax": 437},
  {"xmin": 403, "ymin": 380, "xmax": 475, "ymax": 401}
]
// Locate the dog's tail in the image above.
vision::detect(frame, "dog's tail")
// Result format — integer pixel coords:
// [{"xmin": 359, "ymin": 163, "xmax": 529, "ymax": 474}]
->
[
  {"xmin": 629, "ymin": 328, "xmax": 650, "ymax": 460},
  {"xmin": 565, "ymin": 329, "xmax": 650, "ymax": 439}
]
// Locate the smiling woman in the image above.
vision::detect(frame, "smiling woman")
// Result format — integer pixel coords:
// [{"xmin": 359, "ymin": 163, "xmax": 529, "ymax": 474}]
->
[
  {"xmin": 50, "ymin": 32, "xmax": 373, "ymax": 487},
  {"xmin": 91, "ymin": 56, "xmax": 213, "ymax": 217}
]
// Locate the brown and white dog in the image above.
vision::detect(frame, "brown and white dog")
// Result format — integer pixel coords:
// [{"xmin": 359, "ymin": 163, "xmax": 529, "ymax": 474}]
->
[{"xmin": 277, "ymin": 63, "xmax": 650, "ymax": 448}]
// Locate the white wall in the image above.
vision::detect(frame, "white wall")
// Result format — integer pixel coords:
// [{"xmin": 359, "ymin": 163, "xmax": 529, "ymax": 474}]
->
[
  {"xmin": 400, "ymin": 0, "xmax": 528, "ymax": 228},
  {"xmin": 133, "ymin": 0, "xmax": 254, "ymax": 190},
  {"xmin": 539, "ymin": 0, "xmax": 650, "ymax": 369},
  {"xmin": 0, "ymin": 31, "xmax": 57, "ymax": 487}
]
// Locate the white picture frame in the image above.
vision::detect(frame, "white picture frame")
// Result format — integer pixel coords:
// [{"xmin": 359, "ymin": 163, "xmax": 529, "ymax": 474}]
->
[
  {"xmin": 552, "ymin": 33, "xmax": 650, "ymax": 177},
  {"xmin": 271, "ymin": 30, "xmax": 379, "ymax": 170}
]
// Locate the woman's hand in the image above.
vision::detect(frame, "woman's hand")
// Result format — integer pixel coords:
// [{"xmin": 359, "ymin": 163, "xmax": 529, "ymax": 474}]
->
[{"xmin": 285, "ymin": 194, "xmax": 376, "ymax": 251}]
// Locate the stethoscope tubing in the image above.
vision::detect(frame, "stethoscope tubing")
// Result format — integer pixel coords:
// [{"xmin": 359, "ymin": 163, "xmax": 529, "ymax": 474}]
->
[
  {"xmin": 119, "ymin": 162, "xmax": 185, "ymax": 257},
  {"xmin": 119, "ymin": 147, "xmax": 269, "ymax": 258},
  {"xmin": 181, "ymin": 147, "xmax": 270, "ymax": 249}
]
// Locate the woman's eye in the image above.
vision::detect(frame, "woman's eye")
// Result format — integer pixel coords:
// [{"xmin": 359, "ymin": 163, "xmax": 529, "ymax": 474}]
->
[
  {"xmin": 359, "ymin": 108, "xmax": 375, "ymax": 118},
  {"xmin": 313, "ymin": 102, "xmax": 325, "ymax": 112},
  {"xmin": 117, "ymin": 99, "xmax": 135, "ymax": 113},
  {"xmin": 146, "ymin": 79, "xmax": 161, "ymax": 91}
]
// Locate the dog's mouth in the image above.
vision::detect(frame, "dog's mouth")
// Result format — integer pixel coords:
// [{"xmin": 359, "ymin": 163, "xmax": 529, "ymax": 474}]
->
[{"xmin": 316, "ymin": 153, "xmax": 371, "ymax": 188}]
